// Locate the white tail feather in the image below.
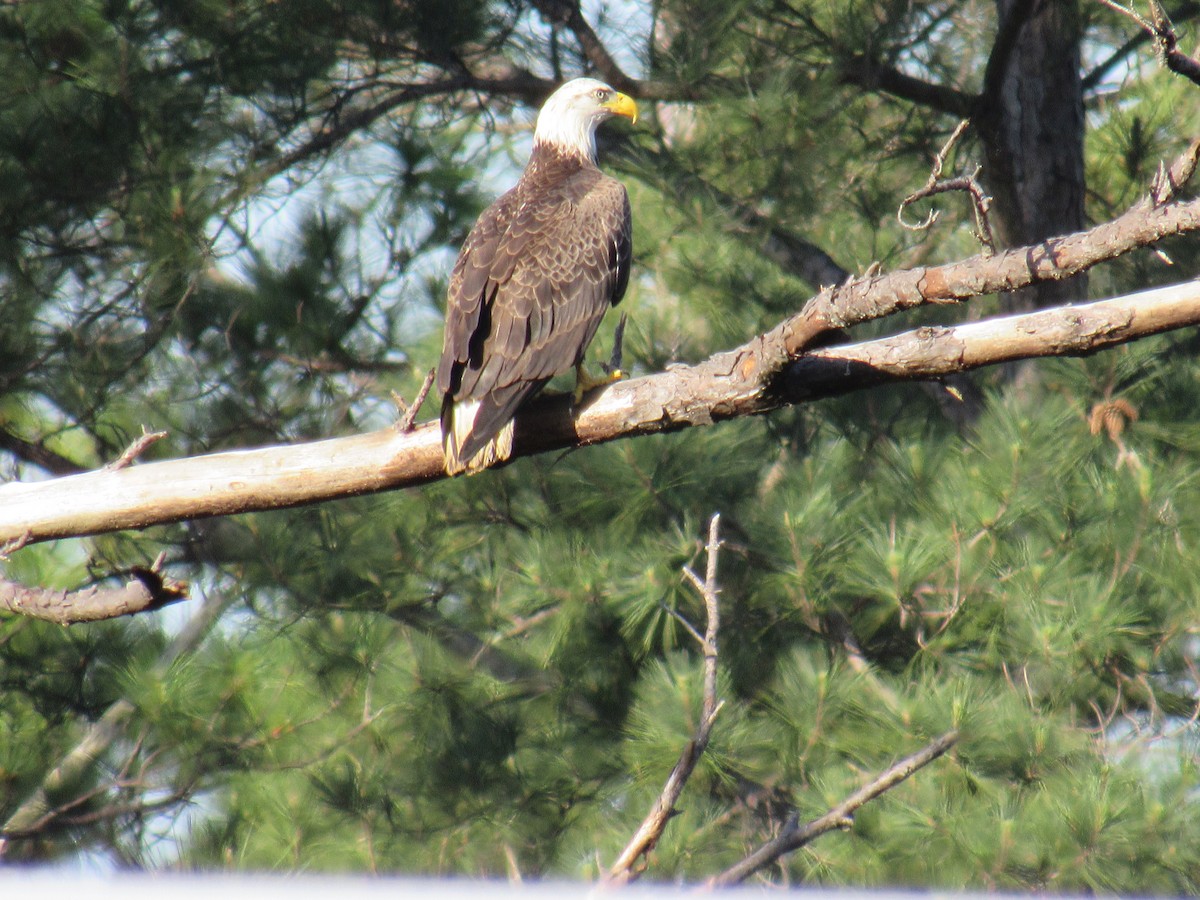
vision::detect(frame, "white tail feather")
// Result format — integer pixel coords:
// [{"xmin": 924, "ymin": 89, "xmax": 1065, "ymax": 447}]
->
[{"xmin": 443, "ymin": 400, "xmax": 515, "ymax": 476}]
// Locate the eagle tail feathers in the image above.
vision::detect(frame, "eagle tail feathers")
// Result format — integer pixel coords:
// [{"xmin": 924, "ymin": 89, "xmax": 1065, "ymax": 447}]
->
[{"xmin": 441, "ymin": 398, "xmax": 515, "ymax": 476}]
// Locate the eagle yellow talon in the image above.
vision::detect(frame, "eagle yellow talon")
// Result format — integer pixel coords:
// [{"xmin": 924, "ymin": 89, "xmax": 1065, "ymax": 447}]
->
[{"xmin": 574, "ymin": 364, "xmax": 625, "ymax": 403}]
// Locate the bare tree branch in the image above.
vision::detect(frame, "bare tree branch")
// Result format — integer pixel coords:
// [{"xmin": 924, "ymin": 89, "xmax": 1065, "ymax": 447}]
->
[
  {"xmin": 780, "ymin": 160, "xmax": 1200, "ymax": 355},
  {"xmin": 705, "ymin": 730, "xmax": 960, "ymax": 887},
  {"xmin": 1084, "ymin": 1, "xmax": 1200, "ymax": 91},
  {"xmin": 783, "ymin": 279, "xmax": 1200, "ymax": 398},
  {"xmin": 529, "ymin": 0, "xmax": 695, "ymax": 100},
  {"xmin": 0, "ymin": 568, "xmax": 188, "ymax": 625},
  {"xmin": 396, "ymin": 368, "xmax": 437, "ymax": 433},
  {"xmin": 1152, "ymin": 136, "xmax": 1200, "ymax": 204},
  {"xmin": 532, "ymin": 0, "xmax": 639, "ymax": 94},
  {"xmin": 2, "ymin": 161, "xmax": 1200, "ymax": 553},
  {"xmin": 837, "ymin": 54, "xmax": 975, "ymax": 118},
  {"xmin": 1100, "ymin": 0, "xmax": 1200, "ymax": 85},
  {"xmin": 0, "ymin": 274, "xmax": 1198, "ymax": 553},
  {"xmin": 107, "ymin": 429, "xmax": 169, "ymax": 472},
  {"xmin": 606, "ymin": 514, "xmax": 724, "ymax": 886},
  {"xmin": 898, "ymin": 119, "xmax": 996, "ymax": 254}
]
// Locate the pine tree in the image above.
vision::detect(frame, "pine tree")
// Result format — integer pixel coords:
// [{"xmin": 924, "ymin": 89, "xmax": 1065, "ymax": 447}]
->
[{"xmin": 3, "ymin": 0, "xmax": 1200, "ymax": 891}]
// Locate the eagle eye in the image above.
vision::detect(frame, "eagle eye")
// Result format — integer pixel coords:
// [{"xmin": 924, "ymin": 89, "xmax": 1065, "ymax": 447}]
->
[{"xmin": 594, "ymin": 88, "xmax": 609, "ymax": 102}]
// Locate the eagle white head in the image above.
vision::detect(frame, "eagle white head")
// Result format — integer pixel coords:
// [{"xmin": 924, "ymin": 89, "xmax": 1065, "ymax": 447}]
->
[{"xmin": 533, "ymin": 77, "xmax": 639, "ymax": 162}]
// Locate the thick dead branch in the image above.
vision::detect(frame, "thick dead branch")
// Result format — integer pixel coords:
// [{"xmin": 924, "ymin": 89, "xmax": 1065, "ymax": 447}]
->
[
  {"xmin": 0, "ymin": 568, "xmax": 188, "ymax": 624},
  {"xmin": 606, "ymin": 515, "xmax": 724, "ymax": 886},
  {"xmin": 2, "ymin": 272, "xmax": 1200, "ymax": 552},
  {"xmin": 783, "ymin": 279, "xmax": 1200, "ymax": 399},
  {"xmin": 3, "ymin": 162, "xmax": 1200, "ymax": 552},
  {"xmin": 705, "ymin": 730, "xmax": 960, "ymax": 887}
]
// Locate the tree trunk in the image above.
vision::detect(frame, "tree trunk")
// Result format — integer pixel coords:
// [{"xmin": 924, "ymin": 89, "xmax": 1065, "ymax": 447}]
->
[{"xmin": 977, "ymin": 0, "xmax": 1087, "ymax": 311}]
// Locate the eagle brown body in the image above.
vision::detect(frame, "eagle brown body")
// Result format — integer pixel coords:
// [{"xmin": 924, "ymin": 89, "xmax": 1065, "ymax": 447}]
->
[{"xmin": 437, "ymin": 79, "xmax": 637, "ymax": 475}]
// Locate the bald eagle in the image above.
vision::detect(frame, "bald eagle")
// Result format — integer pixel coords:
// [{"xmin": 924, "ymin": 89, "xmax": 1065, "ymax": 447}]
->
[{"xmin": 437, "ymin": 78, "xmax": 638, "ymax": 475}]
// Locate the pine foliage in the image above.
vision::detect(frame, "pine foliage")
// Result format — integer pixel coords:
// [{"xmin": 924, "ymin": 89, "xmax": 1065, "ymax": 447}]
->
[{"xmin": 2, "ymin": 0, "xmax": 1200, "ymax": 891}]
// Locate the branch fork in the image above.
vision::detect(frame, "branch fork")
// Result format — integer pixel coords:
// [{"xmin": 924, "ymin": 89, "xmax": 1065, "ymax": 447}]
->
[{"xmin": 898, "ymin": 119, "xmax": 997, "ymax": 254}]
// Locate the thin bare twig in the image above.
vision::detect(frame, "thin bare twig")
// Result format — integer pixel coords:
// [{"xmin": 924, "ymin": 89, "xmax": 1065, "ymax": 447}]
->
[
  {"xmin": 107, "ymin": 428, "xmax": 169, "ymax": 471},
  {"xmin": 1100, "ymin": 0, "xmax": 1200, "ymax": 85},
  {"xmin": 660, "ymin": 598, "xmax": 707, "ymax": 648},
  {"xmin": 605, "ymin": 514, "xmax": 725, "ymax": 886},
  {"xmin": 396, "ymin": 368, "xmax": 437, "ymax": 432},
  {"xmin": 899, "ymin": 120, "xmax": 996, "ymax": 254},
  {"xmin": 705, "ymin": 730, "xmax": 960, "ymax": 887},
  {"xmin": 0, "ymin": 530, "xmax": 31, "ymax": 560},
  {"xmin": 1152, "ymin": 136, "xmax": 1200, "ymax": 205}
]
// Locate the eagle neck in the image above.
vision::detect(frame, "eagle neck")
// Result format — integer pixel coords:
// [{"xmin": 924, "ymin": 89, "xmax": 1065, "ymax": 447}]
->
[{"xmin": 526, "ymin": 139, "xmax": 596, "ymax": 183}]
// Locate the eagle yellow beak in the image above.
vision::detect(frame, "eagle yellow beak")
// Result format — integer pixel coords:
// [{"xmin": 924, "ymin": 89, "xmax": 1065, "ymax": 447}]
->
[{"xmin": 604, "ymin": 92, "xmax": 639, "ymax": 125}]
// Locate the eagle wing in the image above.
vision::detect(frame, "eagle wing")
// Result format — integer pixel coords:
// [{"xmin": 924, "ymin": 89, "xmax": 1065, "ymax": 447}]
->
[{"xmin": 438, "ymin": 166, "xmax": 632, "ymax": 464}]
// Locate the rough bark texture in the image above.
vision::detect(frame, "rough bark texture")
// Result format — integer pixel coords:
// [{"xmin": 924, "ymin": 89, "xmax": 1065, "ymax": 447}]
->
[
  {"xmin": 2, "ymin": 273, "xmax": 1199, "ymax": 551},
  {"xmin": 3, "ymin": 157, "xmax": 1199, "ymax": 551},
  {"xmin": 0, "ymin": 571, "xmax": 188, "ymax": 624}
]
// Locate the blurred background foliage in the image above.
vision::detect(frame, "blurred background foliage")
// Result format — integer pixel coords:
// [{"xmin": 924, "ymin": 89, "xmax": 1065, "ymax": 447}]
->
[{"xmin": 2, "ymin": 0, "xmax": 1200, "ymax": 891}]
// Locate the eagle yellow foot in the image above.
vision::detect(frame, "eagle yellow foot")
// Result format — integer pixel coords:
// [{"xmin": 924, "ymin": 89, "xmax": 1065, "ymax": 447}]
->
[{"xmin": 573, "ymin": 363, "xmax": 625, "ymax": 403}]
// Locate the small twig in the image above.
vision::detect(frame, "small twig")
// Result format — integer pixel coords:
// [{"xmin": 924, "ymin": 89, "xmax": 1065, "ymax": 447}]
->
[
  {"xmin": 605, "ymin": 513, "xmax": 725, "ymax": 886},
  {"xmin": 1099, "ymin": 0, "xmax": 1156, "ymax": 32},
  {"xmin": 660, "ymin": 598, "xmax": 707, "ymax": 649},
  {"xmin": 0, "ymin": 530, "xmax": 32, "ymax": 561},
  {"xmin": 1100, "ymin": 0, "xmax": 1200, "ymax": 86},
  {"xmin": 899, "ymin": 120, "xmax": 970, "ymax": 228},
  {"xmin": 704, "ymin": 730, "xmax": 960, "ymax": 888},
  {"xmin": 395, "ymin": 368, "xmax": 436, "ymax": 433},
  {"xmin": 899, "ymin": 120, "xmax": 996, "ymax": 255},
  {"xmin": 1152, "ymin": 136, "xmax": 1200, "ymax": 206},
  {"xmin": 696, "ymin": 514, "xmax": 722, "ymax": 725},
  {"xmin": 107, "ymin": 428, "xmax": 169, "ymax": 471}
]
